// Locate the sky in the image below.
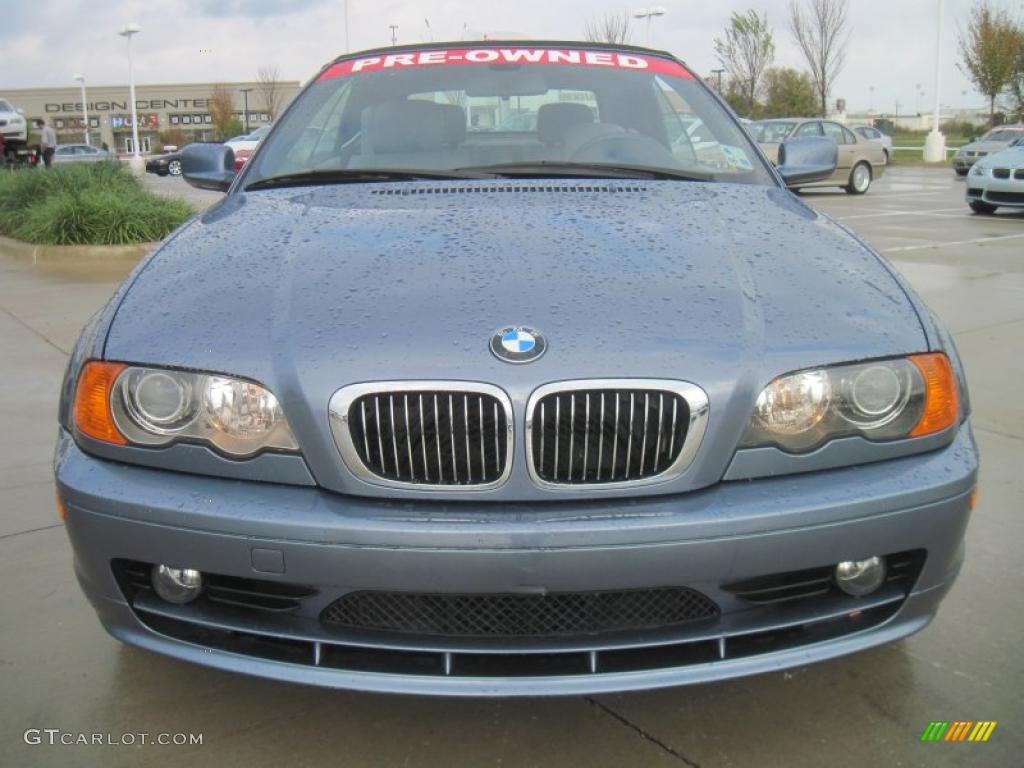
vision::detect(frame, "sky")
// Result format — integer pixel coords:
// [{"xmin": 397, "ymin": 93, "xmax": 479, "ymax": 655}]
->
[{"xmin": 2, "ymin": 0, "xmax": 1023, "ymax": 114}]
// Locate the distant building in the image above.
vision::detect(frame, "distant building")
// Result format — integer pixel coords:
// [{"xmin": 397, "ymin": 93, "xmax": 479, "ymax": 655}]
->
[
  {"xmin": 838, "ymin": 107, "xmax": 992, "ymax": 130},
  {"xmin": 0, "ymin": 81, "xmax": 301, "ymax": 152}
]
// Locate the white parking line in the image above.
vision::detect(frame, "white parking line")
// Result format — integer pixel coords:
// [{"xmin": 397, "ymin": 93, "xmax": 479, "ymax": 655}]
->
[
  {"xmin": 883, "ymin": 232, "xmax": 1024, "ymax": 253},
  {"xmin": 839, "ymin": 207, "xmax": 965, "ymax": 221}
]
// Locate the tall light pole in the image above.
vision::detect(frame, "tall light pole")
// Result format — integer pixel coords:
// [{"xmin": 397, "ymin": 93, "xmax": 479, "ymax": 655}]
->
[
  {"xmin": 73, "ymin": 74, "xmax": 89, "ymax": 145},
  {"xmin": 119, "ymin": 23, "xmax": 142, "ymax": 168},
  {"xmin": 710, "ymin": 68, "xmax": 725, "ymax": 93},
  {"xmin": 632, "ymin": 7, "xmax": 666, "ymax": 46},
  {"xmin": 240, "ymin": 87, "xmax": 253, "ymax": 133},
  {"xmin": 389, "ymin": 24, "xmax": 398, "ymax": 46},
  {"xmin": 344, "ymin": 0, "xmax": 350, "ymax": 52},
  {"xmin": 924, "ymin": 0, "xmax": 946, "ymax": 161}
]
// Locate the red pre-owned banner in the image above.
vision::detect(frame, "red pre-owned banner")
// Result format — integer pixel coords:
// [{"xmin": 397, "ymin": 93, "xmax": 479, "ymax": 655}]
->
[{"xmin": 318, "ymin": 48, "xmax": 693, "ymax": 81}]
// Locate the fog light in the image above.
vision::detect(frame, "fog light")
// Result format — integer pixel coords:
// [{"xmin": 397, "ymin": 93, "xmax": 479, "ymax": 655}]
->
[
  {"xmin": 834, "ymin": 557, "xmax": 886, "ymax": 597},
  {"xmin": 152, "ymin": 564, "xmax": 203, "ymax": 604}
]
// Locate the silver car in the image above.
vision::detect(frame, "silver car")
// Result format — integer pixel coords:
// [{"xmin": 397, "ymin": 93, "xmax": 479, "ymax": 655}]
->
[
  {"xmin": 952, "ymin": 125, "xmax": 1024, "ymax": 175},
  {"xmin": 852, "ymin": 125, "xmax": 893, "ymax": 164},
  {"xmin": 52, "ymin": 144, "xmax": 112, "ymax": 164},
  {"xmin": 965, "ymin": 136, "xmax": 1024, "ymax": 213}
]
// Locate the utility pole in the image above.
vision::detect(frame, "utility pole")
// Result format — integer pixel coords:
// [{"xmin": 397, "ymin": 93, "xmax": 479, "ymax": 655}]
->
[
  {"xmin": 119, "ymin": 23, "xmax": 142, "ymax": 169},
  {"xmin": 344, "ymin": 0, "xmax": 350, "ymax": 52},
  {"xmin": 239, "ymin": 88, "xmax": 253, "ymax": 134},
  {"xmin": 389, "ymin": 24, "xmax": 398, "ymax": 46},
  {"xmin": 73, "ymin": 74, "xmax": 89, "ymax": 145}
]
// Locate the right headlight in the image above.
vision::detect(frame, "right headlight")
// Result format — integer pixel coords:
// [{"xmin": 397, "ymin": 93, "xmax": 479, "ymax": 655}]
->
[
  {"xmin": 970, "ymin": 164, "xmax": 987, "ymax": 177},
  {"xmin": 73, "ymin": 362, "xmax": 299, "ymax": 458},
  {"xmin": 739, "ymin": 354, "xmax": 960, "ymax": 453}
]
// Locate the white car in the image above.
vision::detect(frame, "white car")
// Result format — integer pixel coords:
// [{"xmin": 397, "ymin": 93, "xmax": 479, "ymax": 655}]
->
[
  {"xmin": 224, "ymin": 125, "xmax": 271, "ymax": 154},
  {"xmin": 52, "ymin": 144, "xmax": 113, "ymax": 164},
  {"xmin": 965, "ymin": 136, "xmax": 1024, "ymax": 214},
  {"xmin": 0, "ymin": 97, "xmax": 28, "ymax": 148}
]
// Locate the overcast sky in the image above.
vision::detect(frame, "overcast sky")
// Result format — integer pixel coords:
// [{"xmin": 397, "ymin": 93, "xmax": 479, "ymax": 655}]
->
[{"xmin": 2, "ymin": 0, "xmax": 1022, "ymax": 114}]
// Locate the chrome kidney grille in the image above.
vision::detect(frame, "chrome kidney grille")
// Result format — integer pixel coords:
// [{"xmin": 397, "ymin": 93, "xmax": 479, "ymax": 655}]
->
[
  {"xmin": 527, "ymin": 380, "xmax": 709, "ymax": 488},
  {"xmin": 330, "ymin": 383, "xmax": 513, "ymax": 489}
]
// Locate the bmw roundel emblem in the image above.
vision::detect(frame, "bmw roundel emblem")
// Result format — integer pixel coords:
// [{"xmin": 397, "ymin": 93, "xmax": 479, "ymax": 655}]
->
[{"xmin": 490, "ymin": 326, "xmax": 547, "ymax": 363}]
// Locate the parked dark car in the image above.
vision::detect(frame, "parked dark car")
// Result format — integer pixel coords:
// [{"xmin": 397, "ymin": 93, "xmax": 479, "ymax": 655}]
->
[
  {"xmin": 145, "ymin": 150, "xmax": 182, "ymax": 177},
  {"xmin": 56, "ymin": 42, "xmax": 976, "ymax": 697}
]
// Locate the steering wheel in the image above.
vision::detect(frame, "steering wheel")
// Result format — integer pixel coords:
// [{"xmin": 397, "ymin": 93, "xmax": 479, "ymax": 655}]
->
[{"xmin": 569, "ymin": 132, "xmax": 679, "ymax": 167}]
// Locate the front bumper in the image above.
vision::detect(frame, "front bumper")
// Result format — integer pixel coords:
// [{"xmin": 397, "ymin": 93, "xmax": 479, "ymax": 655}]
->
[
  {"xmin": 966, "ymin": 176, "xmax": 1024, "ymax": 208},
  {"xmin": 56, "ymin": 426, "xmax": 977, "ymax": 696}
]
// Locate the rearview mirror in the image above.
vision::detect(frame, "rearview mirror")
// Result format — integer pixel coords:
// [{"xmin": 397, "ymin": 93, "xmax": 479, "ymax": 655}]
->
[
  {"xmin": 776, "ymin": 136, "xmax": 837, "ymax": 187},
  {"xmin": 181, "ymin": 143, "xmax": 236, "ymax": 191}
]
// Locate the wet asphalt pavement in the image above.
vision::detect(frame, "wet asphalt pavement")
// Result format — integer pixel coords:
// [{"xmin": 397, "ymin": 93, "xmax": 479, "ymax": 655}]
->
[{"xmin": 1, "ymin": 167, "xmax": 1022, "ymax": 767}]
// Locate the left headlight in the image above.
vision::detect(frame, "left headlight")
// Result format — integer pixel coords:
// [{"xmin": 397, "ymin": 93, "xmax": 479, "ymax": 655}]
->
[
  {"xmin": 73, "ymin": 362, "xmax": 299, "ymax": 457},
  {"xmin": 970, "ymin": 164, "xmax": 987, "ymax": 177},
  {"xmin": 740, "ymin": 354, "xmax": 960, "ymax": 453}
]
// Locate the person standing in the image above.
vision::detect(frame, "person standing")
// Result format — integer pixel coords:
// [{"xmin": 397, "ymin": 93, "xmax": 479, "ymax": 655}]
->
[{"xmin": 38, "ymin": 119, "xmax": 57, "ymax": 168}]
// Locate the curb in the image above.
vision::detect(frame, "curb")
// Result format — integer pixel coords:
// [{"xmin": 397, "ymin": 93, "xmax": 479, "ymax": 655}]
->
[{"xmin": 0, "ymin": 235, "xmax": 157, "ymax": 265}]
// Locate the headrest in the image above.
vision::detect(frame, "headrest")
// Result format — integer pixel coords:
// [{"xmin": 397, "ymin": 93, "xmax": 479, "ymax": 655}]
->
[
  {"xmin": 362, "ymin": 100, "xmax": 461, "ymax": 154},
  {"xmin": 537, "ymin": 103, "xmax": 595, "ymax": 144},
  {"xmin": 437, "ymin": 104, "xmax": 467, "ymax": 147}
]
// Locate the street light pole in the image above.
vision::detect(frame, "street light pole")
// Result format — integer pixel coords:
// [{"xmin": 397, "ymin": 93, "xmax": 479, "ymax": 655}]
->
[
  {"xmin": 73, "ymin": 74, "xmax": 89, "ymax": 145},
  {"xmin": 632, "ymin": 7, "xmax": 667, "ymax": 47},
  {"xmin": 344, "ymin": 0, "xmax": 350, "ymax": 52},
  {"xmin": 389, "ymin": 24, "xmax": 398, "ymax": 45},
  {"xmin": 710, "ymin": 68, "xmax": 725, "ymax": 93},
  {"xmin": 119, "ymin": 23, "xmax": 142, "ymax": 169},
  {"xmin": 923, "ymin": 0, "xmax": 946, "ymax": 161},
  {"xmin": 240, "ymin": 88, "xmax": 253, "ymax": 133}
]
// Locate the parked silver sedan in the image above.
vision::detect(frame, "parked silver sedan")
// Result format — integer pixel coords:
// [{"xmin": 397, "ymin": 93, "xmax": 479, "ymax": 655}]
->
[
  {"xmin": 965, "ymin": 136, "xmax": 1024, "ymax": 214},
  {"xmin": 952, "ymin": 125, "xmax": 1024, "ymax": 176},
  {"xmin": 52, "ymin": 144, "xmax": 112, "ymax": 164},
  {"xmin": 852, "ymin": 125, "xmax": 893, "ymax": 164}
]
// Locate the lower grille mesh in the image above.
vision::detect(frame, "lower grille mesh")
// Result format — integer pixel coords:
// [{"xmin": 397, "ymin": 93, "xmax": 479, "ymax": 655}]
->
[{"xmin": 320, "ymin": 587, "xmax": 719, "ymax": 638}]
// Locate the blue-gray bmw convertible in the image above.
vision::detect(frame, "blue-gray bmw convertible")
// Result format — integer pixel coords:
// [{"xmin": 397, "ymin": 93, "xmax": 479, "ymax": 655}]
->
[{"xmin": 55, "ymin": 43, "xmax": 977, "ymax": 696}]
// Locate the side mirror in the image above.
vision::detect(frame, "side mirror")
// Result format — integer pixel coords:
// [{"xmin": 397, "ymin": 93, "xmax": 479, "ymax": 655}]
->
[
  {"xmin": 777, "ymin": 136, "xmax": 838, "ymax": 187},
  {"xmin": 181, "ymin": 143, "xmax": 236, "ymax": 191}
]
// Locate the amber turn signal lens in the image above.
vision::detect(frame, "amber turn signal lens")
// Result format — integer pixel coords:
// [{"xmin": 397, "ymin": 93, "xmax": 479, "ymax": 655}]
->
[
  {"xmin": 56, "ymin": 492, "xmax": 67, "ymax": 522},
  {"xmin": 73, "ymin": 361, "xmax": 128, "ymax": 445},
  {"xmin": 908, "ymin": 353, "xmax": 960, "ymax": 437}
]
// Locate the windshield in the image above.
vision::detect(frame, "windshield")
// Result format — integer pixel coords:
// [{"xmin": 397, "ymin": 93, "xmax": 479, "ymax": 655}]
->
[
  {"xmin": 751, "ymin": 121, "xmax": 795, "ymax": 143},
  {"xmin": 0, "ymin": 99, "xmax": 13, "ymax": 112},
  {"xmin": 980, "ymin": 129, "xmax": 1024, "ymax": 142},
  {"xmin": 244, "ymin": 46, "xmax": 774, "ymax": 187}
]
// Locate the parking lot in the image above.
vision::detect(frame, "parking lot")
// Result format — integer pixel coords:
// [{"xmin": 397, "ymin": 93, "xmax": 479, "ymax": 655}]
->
[{"xmin": 1, "ymin": 166, "xmax": 1021, "ymax": 767}]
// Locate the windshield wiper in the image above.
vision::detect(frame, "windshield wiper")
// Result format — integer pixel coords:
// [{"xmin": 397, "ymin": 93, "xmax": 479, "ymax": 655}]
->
[
  {"xmin": 245, "ymin": 168, "xmax": 498, "ymax": 191},
  {"xmin": 453, "ymin": 161, "xmax": 714, "ymax": 182}
]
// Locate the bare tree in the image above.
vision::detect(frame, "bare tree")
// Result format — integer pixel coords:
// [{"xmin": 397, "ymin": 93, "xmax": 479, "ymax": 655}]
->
[
  {"xmin": 789, "ymin": 0, "xmax": 849, "ymax": 117},
  {"xmin": 714, "ymin": 11, "xmax": 775, "ymax": 114},
  {"xmin": 584, "ymin": 11, "xmax": 632, "ymax": 44},
  {"xmin": 256, "ymin": 64, "xmax": 284, "ymax": 121},
  {"xmin": 958, "ymin": 2, "xmax": 1022, "ymax": 126}
]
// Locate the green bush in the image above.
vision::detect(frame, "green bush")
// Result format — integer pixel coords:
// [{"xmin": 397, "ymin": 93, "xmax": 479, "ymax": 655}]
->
[{"xmin": 0, "ymin": 162, "xmax": 194, "ymax": 245}]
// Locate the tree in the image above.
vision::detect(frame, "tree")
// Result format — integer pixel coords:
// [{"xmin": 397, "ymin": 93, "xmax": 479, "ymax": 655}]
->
[
  {"xmin": 723, "ymin": 80, "xmax": 761, "ymax": 118},
  {"xmin": 256, "ymin": 64, "xmax": 284, "ymax": 121},
  {"xmin": 584, "ymin": 11, "xmax": 632, "ymax": 44},
  {"xmin": 959, "ymin": 2, "xmax": 1022, "ymax": 126},
  {"xmin": 1012, "ymin": 43, "xmax": 1024, "ymax": 122},
  {"xmin": 714, "ymin": 11, "xmax": 775, "ymax": 113},
  {"xmin": 762, "ymin": 67, "xmax": 820, "ymax": 117},
  {"xmin": 208, "ymin": 85, "xmax": 238, "ymax": 140},
  {"xmin": 789, "ymin": 0, "xmax": 849, "ymax": 117}
]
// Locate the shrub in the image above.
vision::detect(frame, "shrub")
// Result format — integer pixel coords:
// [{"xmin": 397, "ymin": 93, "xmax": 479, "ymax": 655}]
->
[{"xmin": 0, "ymin": 162, "xmax": 194, "ymax": 245}]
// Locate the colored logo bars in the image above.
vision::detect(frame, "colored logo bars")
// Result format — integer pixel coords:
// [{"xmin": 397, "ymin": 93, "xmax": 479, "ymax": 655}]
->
[{"xmin": 921, "ymin": 721, "xmax": 997, "ymax": 742}]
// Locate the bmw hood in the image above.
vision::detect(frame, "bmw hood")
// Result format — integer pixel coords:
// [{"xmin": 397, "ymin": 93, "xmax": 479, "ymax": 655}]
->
[{"xmin": 105, "ymin": 180, "xmax": 928, "ymax": 498}]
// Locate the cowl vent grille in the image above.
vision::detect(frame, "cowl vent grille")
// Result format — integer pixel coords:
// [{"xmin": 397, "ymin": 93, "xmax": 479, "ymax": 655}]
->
[{"xmin": 369, "ymin": 184, "xmax": 650, "ymax": 196}]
